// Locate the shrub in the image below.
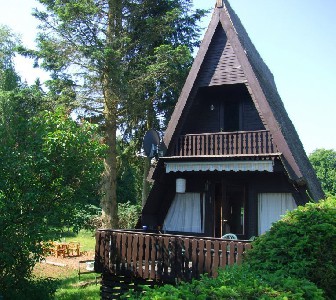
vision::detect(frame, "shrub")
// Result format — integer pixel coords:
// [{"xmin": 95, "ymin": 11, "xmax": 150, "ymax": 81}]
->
[
  {"xmin": 245, "ymin": 196, "xmax": 336, "ymax": 299},
  {"xmin": 123, "ymin": 266, "xmax": 323, "ymax": 300},
  {"xmin": 79, "ymin": 202, "xmax": 141, "ymax": 231},
  {"xmin": 1, "ymin": 277, "xmax": 58, "ymax": 300},
  {"xmin": 118, "ymin": 201, "xmax": 141, "ymax": 229}
]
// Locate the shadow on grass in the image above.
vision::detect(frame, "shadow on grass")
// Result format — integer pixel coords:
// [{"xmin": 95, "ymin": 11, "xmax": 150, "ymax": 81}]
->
[
  {"xmin": 61, "ymin": 231, "xmax": 78, "ymax": 238},
  {"xmin": 55, "ymin": 272, "xmax": 100, "ymax": 300}
]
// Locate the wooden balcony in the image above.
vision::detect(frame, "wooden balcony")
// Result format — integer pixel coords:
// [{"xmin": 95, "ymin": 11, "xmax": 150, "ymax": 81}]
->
[
  {"xmin": 172, "ymin": 130, "xmax": 277, "ymax": 157},
  {"xmin": 95, "ymin": 230, "xmax": 252, "ymax": 284}
]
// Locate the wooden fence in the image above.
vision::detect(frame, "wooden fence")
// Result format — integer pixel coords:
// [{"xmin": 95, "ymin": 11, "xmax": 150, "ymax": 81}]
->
[
  {"xmin": 95, "ymin": 230, "xmax": 252, "ymax": 283},
  {"xmin": 173, "ymin": 130, "xmax": 276, "ymax": 157}
]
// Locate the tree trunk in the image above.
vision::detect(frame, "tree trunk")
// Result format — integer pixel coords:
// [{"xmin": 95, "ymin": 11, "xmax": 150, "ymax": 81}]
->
[
  {"xmin": 101, "ymin": 76, "xmax": 118, "ymax": 228},
  {"xmin": 100, "ymin": 0, "xmax": 122, "ymax": 228},
  {"xmin": 141, "ymin": 157, "xmax": 151, "ymax": 207}
]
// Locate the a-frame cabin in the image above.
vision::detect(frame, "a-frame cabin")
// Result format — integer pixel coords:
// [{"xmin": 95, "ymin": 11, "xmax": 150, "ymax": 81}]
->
[
  {"xmin": 95, "ymin": 1, "xmax": 324, "ymax": 295},
  {"xmin": 141, "ymin": 0, "xmax": 324, "ymax": 239}
]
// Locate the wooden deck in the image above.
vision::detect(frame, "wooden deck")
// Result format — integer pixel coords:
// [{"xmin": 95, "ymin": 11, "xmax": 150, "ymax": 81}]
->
[
  {"xmin": 95, "ymin": 230, "xmax": 252, "ymax": 283},
  {"xmin": 172, "ymin": 130, "xmax": 277, "ymax": 157}
]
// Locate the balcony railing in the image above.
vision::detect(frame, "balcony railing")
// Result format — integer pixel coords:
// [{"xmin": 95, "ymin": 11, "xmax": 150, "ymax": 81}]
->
[
  {"xmin": 95, "ymin": 230, "xmax": 252, "ymax": 283},
  {"xmin": 172, "ymin": 130, "xmax": 277, "ymax": 157}
]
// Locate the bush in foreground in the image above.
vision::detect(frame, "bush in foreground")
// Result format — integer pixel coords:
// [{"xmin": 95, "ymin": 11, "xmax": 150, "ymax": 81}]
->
[
  {"xmin": 122, "ymin": 197, "xmax": 336, "ymax": 299},
  {"xmin": 1, "ymin": 277, "xmax": 57, "ymax": 300},
  {"xmin": 123, "ymin": 266, "xmax": 323, "ymax": 300},
  {"xmin": 245, "ymin": 197, "xmax": 336, "ymax": 299}
]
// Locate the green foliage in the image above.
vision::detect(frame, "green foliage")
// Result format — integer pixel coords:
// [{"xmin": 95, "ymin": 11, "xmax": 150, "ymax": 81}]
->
[
  {"xmin": 0, "ymin": 86, "xmax": 105, "ymax": 297},
  {"xmin": 117, "ymin": 138, "xmax": 143, "ymax": 205},
  {"xmin": 0, "ymin": 25, "xmax": 21, "ymax": 91},
  {"xmin": 124, "ymin": 266, "xmax": 323, "ymax": 300},
  {"xmin": 3, "ymin": 277, "xmax": 58, "ymax": 300},
  {"xmin": 72, "ymin": 204, "xmax": 102, "ymax": 232},
  {"xmin": 309, "ymin": 148, "xmax": 336, "ymax": 196},
  {"xmin": 245, "ymin": 197, "xmax": 336, "ymax": 299},
  {"xmin": 31, "ymin": 0, "xmax": 207, "ymax": 131},
  {"xmin": 28, "ymin": 0, "xmax": 208, "ymax": 228},
  {"xmin": 118, "ymin": 202, "xmax": 141, "ymax": 229}
]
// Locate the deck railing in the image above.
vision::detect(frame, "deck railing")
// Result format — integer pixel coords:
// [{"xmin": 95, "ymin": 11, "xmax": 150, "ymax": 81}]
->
[
  {"xmin": 95, "ymin": 230, "xmax": 252, "ymax": 283},
  {"xmin": 172, "ymin": 130, "xmax": 276, "ymax": 157}
]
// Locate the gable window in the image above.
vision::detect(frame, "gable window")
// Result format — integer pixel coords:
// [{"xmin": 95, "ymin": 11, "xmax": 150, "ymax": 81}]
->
[{"xmin": 223, "ymin": 100, "xmax": 241, "ymax": 131}]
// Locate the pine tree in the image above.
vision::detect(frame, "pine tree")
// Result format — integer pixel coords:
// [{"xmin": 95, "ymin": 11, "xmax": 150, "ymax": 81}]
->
[{"xmin": 30, "ymin": 0, "xmax": 207, "ymax": 227}]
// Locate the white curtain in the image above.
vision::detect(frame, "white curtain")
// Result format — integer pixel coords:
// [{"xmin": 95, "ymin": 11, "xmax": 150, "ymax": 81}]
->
[
  {"xmin": 163, "ymin": 193, "xmax": 203, "ymax": 233},
  {"xmin": 258, "ymin": 193, "xmax": 297, "ymax": 235}
]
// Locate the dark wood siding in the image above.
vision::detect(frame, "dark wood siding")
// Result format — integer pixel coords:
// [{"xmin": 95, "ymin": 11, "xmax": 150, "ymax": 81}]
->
[
  {"xmin": 182, "ymin": 98, "xmax": 220, "ymax": 134},
  {"xmin": 182, "ymin": 84, "xmax": 264, "ymax": 135},
  {"xmin": 242, "ymin": 98, "xmax": 264, "ymax": 131}
]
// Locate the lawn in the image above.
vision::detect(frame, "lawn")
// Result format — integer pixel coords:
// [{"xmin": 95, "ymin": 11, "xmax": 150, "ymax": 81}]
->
[
  {"xmin": 54, "ymin": 272, "xmax": 100, "ymax": 300},
  {"xmin": 59, "ymin": 229, "xmax": 97, "ymax": 252},
  {"xmin": 34, "ymin": 230, "xmax": 101, "ymax": 300}
]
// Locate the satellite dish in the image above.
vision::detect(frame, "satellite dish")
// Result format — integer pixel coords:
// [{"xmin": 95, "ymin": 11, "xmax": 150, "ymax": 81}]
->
[{"xmin": 143, "ymin": 129, "xmax": 160, "ymax": 158}]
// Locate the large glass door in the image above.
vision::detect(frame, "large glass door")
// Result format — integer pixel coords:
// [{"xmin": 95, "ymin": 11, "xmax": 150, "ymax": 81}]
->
[{"xmin": 214, "ymin": 182, "xmax": 246, "ymax": 237}]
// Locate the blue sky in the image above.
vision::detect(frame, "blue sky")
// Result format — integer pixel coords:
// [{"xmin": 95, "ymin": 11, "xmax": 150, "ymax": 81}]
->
[{"xmin": 1, "ymin": 0, "xmax": 335, "ymax": 154}]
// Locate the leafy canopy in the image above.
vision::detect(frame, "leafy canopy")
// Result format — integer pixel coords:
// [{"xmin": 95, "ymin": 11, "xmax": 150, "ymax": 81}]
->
[
  {"xmin": 0, "ymin": 25, "xmax": 21, "ymax": 90},
  {"xmin": 28, "ymin": 0, "xmax": 207, "ymax": 136},
  {"xmin": 309, "ymin": 148, "xmax": 336, "ymax": 196},
  {"xmin": 0, "ymin": 86, "xmax": 105, "ymax": 296},
  {"xmin": 26, "ymin": 0, "xmax": 208, "ymax": 227}
]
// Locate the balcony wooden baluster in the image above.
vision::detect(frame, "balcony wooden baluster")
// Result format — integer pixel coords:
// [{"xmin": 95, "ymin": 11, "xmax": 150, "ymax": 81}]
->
[{"xmin": 173, "ymin": 130, "xmax": 277, "ymax": 157}]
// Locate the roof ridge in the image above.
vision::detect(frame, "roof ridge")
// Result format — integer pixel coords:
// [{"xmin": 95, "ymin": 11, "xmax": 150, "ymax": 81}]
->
[{"xmin": 216, "ymin": 0, "xmax": 224, "ymax": 8}]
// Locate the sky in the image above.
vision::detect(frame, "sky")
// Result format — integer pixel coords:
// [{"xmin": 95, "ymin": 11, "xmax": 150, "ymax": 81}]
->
[{"xmin": 0, "ymin": 0, "xmax": 335, "ymax": 154}]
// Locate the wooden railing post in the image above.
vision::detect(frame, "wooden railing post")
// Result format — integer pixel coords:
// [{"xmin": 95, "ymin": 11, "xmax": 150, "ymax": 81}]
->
[
  {"xmin": 175, "ymin": 237, "xmax": 182, "ymax": 281},
  {"xmin": 94, "ymin": 231, "xmax": 104, "ymax": 273},
  {"xmin": 95, "ymin": 230, "xmax": 252, "ymax": 285}
]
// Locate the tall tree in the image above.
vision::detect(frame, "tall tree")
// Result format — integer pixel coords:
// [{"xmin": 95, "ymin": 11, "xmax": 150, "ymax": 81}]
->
[
  {"xmin": 0, "ymin": 25, "xmax": 21, "ymax": 90},
  {"xmin": 0, "ymin": 26, "xmax": 105, "ymax": 297},
  {"xmin": 0, "ymin": 92, "xmax": 105, "ymax": 297},
  {"xmin": 309, "ymin": 148, "xmax": 336, "ymax": 197},
  {"xmin": 29, "ymin": 0, "xmax": 207, "ymax": 227}
]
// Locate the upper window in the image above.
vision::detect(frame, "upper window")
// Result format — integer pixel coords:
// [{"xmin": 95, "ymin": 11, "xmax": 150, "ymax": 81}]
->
[{"xmin": 223, "ymin": 100, "xmax": 240, "ymax": 132}]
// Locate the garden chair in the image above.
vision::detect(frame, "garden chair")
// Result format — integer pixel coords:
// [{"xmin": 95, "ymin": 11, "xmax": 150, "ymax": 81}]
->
[
  {"xmin": 68, "ymin": 241, "xmax": 80, "ymax": 256},
  {"xmin": 221, "ymin": 233, "xmax": 238, "ymax": 240}
]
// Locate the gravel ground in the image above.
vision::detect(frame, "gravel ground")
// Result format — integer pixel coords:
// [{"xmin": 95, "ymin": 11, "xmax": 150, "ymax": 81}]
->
[{"xmin": 33, "ymin": 251, "xmax": 96, "ymax": 279}]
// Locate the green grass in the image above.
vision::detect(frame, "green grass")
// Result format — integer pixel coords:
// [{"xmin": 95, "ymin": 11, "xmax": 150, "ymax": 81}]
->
[
  {"xmin": 39, "ymin": 229, "xmax": 101, "ymax": 299},
  {"xmin": 59, "ymin": 230, "xmax": 96, "ymax": 252},
  {"xmin": 54, "ymin": 272, "xmax": 100, "ymax": 300}
]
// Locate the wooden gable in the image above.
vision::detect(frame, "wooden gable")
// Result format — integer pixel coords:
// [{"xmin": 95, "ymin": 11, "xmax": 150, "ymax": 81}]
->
[{"xmin": 160, "ymin": 0, "xmax": 324, "ymax": 201}]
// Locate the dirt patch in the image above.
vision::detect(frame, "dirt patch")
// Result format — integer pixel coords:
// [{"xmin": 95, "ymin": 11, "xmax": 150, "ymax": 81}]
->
[{"xmin": 33, "ymin": 251, "xmax": 95, "ymax": 279}]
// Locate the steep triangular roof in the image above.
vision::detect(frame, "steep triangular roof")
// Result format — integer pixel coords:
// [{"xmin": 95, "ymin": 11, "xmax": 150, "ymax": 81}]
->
[{"xmin": 160, "ymin": 0, "xmax": 324, "ymax": 200}]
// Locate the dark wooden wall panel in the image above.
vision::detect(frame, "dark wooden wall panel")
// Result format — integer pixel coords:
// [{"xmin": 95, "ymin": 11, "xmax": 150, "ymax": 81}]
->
[
  {"xmin": 182, "ymin": 100, "xmax": 220, "ymax": 134},
  {"xmin": 242, "ymin": 99, "xmax": 265, "ymax": 131},
  {"xmin": 181, "ymin": 85, "xmax": 264, "ymax": 135}
]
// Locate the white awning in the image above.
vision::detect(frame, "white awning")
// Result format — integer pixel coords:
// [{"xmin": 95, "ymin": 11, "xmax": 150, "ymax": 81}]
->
[{"xmin": 165, "ymin": 160, "xmax": 273, "ymax": 173}]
